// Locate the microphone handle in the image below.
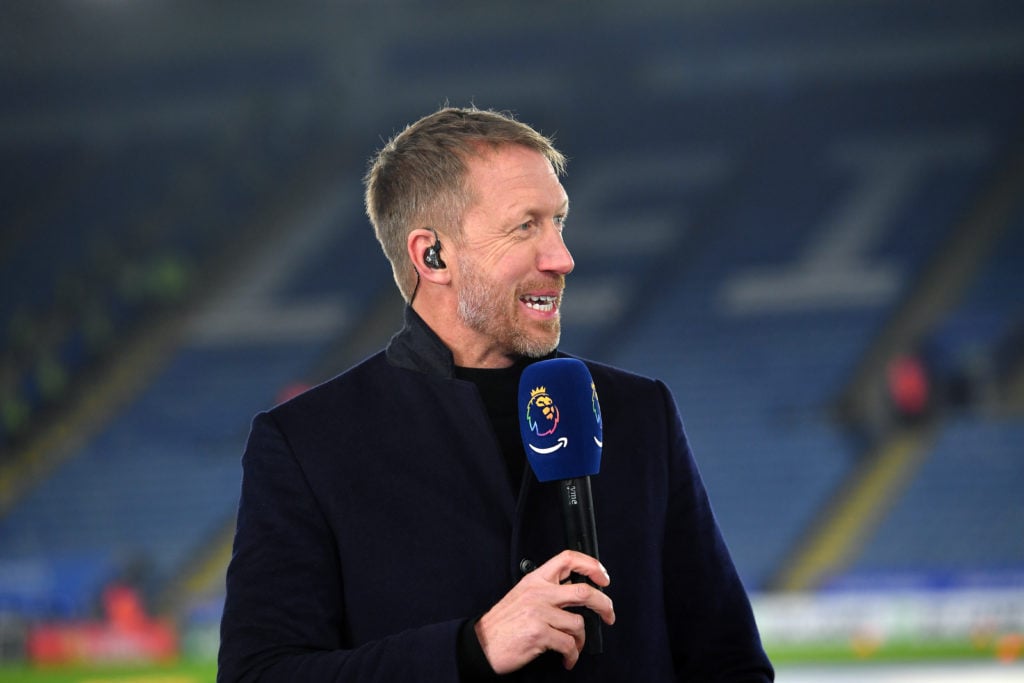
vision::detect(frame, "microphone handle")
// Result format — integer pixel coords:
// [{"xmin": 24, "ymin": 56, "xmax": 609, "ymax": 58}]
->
[{"xmin": 559, "ymin": 476, "xmax": 603, "ymax": 655}]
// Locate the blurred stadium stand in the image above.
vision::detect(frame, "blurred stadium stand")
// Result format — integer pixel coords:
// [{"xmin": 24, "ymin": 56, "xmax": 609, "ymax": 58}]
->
[{"xmin": 0, "ymin": 0, "xmax": 1022, "ymax": 658}]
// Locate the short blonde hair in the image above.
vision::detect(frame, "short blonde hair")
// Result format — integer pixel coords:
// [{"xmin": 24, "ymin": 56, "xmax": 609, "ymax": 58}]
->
[{"xmin": 364, "ymin": 106, "xmax": 566, "ymax": 301}]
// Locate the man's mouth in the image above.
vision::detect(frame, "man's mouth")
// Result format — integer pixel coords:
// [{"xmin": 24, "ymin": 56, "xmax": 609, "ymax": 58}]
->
[{"xmin": 520, "ymin": 294, "xmax": 559, "ymax": 312}]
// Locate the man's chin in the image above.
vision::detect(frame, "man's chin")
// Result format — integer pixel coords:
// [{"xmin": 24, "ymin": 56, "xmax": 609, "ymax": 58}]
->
[{"xmin": 514, "ymin": 328, "xmax": 561, "ymax": 358}]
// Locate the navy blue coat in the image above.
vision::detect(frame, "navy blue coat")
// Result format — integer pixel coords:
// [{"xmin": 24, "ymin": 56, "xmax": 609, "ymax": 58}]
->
[{"xmin": 218, "ymin": 308, "xmax": 773, "ymax": 681}]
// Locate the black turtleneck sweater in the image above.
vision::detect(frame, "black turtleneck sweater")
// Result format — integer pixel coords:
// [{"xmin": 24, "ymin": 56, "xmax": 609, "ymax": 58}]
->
[{"xmin": 454, "ymin": 360, "xmax": 531, "ymax": 493}]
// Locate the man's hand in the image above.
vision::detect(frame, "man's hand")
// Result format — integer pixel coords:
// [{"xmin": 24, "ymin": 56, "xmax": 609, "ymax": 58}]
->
[{"xmin": 474, "ymin": 550, "xmax": 615, "ymax": 674}]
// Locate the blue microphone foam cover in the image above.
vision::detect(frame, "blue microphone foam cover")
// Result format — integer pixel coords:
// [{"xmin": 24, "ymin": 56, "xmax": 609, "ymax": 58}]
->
[{"xmin": 518, "ymin": 358, "xmax": 603, "ymax": 482}]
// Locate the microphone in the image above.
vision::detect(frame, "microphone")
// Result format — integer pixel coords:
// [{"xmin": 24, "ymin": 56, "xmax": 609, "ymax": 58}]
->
[{"xmin": 518, "ymin": 358, "xmax": 604, "ymax": 655}]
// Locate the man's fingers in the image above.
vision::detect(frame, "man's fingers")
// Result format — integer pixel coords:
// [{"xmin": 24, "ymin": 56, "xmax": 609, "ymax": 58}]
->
[
  {"xmin": 547, "ymin": 606, "xmax": 587, "ymax": 645},
  {"xmin": 476, "ymin": 550, "xmax": 615, "ymax": 674},
  {"xmin": 546, "ymin": 625, "xmax": 581, "ymax": 670},
  {"xmin": 543, "ymin": 612, "xmax": 586, "ymax": 670},
  {"xmin": 556, "ymin": 580, "xmax": 616, "ymax": 625},
  {"xmin": 528, "ymin": 551, "xmax": 616, "ymax": 626},
  {"xmin": 536, "ymin": 549, "xmax": 611, "ymax": 588}
]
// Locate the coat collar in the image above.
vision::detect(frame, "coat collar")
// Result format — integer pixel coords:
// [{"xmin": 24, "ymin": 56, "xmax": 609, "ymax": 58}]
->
[
  {"xmin": 385, "ymin": 306, "xmax": 458, "ymax": 378},
  {"xmin": 385, "ymin": 305, "xmax": 559, "ymax": 378}
]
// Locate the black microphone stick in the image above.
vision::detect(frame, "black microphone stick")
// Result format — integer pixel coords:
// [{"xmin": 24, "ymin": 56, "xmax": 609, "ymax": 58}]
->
[
  {"xmin": 558, "ymin": 474, "xmax": 602, "ymax": 654},
  {"xmin": 518, "ymin": 358, "xmax": 605, "ymax": 655}
]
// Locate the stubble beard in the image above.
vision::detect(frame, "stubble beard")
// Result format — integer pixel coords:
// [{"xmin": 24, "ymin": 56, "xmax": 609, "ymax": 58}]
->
[{"xmin": 457, "ymin": 257, "xmax": 564, "ymax": 359}]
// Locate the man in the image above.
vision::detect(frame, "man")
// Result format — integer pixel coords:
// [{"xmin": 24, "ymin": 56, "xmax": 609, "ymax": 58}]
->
[{"xmin": 218, "ymin": 106, "xmax": 773, "ymax": 681}]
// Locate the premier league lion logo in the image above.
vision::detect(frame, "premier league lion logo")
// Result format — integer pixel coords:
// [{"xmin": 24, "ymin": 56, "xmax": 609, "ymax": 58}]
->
[{"xmin": 525, "ymin": 386, "xmax": 560, "ymax": 437}]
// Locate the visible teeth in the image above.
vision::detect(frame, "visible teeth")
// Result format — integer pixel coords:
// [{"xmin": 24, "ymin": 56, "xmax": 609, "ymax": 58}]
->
[{"xmin": 522, "ymin": 295, "xmax": 556, "ymax": 311}]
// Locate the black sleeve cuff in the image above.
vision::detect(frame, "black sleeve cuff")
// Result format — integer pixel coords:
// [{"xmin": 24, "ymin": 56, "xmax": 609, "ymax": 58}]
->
[{"xmin": 456, "ymin": 617, "xmax": 502, "ymax": 681}]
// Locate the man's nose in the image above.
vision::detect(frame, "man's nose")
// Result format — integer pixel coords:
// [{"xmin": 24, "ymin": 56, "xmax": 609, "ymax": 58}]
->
[{"xmin": 538, "ymin": 225, "xmax": 574, "ymax": 275}]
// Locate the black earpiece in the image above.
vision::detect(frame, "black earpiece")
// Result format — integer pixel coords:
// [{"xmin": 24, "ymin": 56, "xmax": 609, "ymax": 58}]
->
[{"xmin": 424, "ymin": 228, "xmax": 446, "ymax": 269}]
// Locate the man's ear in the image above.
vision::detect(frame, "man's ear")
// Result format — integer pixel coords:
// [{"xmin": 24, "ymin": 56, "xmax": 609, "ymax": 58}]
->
[{"xmin": 408, "ymin": 228, "xmax": 451, "ymax": 284}]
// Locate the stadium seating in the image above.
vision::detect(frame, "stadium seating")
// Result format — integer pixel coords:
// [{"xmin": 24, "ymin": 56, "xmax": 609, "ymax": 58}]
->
[
  {"xmin": 835, "ymin": 417, "xmax": 1024, "ymax": 589},
  {"xmin": 825, "ymin": 206, "xmax": 1024, "ymax": 590},
  {"xmin": 925, "ymin": 208, "xmax": 1024, "ymax": 404},
  {"xmin": 1, "ymin": 1, "xmax": 1022, "ymax": 626}
]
